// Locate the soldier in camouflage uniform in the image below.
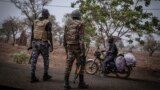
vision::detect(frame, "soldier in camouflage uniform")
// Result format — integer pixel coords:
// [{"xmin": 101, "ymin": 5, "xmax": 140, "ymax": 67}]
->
[
  {"xmin": 28, "ymin": 9, "xmax": 53, "ymax": 83},
  {"xmin": 63, "ymin": 9, "xmax": 89, "ymax": 89}
]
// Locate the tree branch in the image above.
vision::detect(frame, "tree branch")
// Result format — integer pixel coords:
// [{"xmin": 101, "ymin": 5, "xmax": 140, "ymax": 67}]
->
[
  {"xmin": 117, "ymin": 23, "xmax": 125, "ymax": 37},
  {"xmin": 119, "ymin": 29, "xmax": 130, "ymax": 37},
  {"xmin": 110, "ymin": 21, "xmax": 121, "ymax": 36}
]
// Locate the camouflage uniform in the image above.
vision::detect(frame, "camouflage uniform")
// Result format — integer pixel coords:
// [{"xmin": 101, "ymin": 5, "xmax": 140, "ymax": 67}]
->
[
  {"xmin": 64, "ymin": 20, "xmax": 85, "ymax": 77},
  {"xmin": 31, "ymin": 40, "xmax": 49, "ymax": 76},
  {"xmin": 63, "ymin": 9, "xmax": 88, "ymax": 89},
  {"xmin": 30, "ymin": 9, "xmax": 53, "ymax": 82}
]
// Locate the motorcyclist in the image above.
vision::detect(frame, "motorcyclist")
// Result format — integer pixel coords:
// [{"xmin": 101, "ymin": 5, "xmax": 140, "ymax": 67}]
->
[{"xmin": 101, "ymin": 37, "xmax": 118, "ymax": 73}]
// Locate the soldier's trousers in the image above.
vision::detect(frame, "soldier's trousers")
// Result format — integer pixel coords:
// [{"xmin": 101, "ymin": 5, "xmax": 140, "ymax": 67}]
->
[
  {"xmin": 31, "ymin": 40, "xmax": 49, "ymax": 75},
  {"xmin": 64, "ymin": 44, "xmax": 86, "ymax": 77}
]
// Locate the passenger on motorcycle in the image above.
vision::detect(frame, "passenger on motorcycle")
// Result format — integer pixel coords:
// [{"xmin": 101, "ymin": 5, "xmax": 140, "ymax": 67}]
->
[{"xmin": 101, "ymin": 37, "xmax": 118, "ymax": 73}]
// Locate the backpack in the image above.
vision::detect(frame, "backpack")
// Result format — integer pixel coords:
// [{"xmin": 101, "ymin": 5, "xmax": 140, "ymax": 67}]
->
[{"xmin": 65, "ymin": 20, "xmax": 82, "ymax": 44}]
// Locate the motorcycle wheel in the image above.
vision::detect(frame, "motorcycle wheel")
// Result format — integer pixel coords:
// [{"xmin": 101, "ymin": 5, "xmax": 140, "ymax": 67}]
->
[
  {"xmin": 85, "ymin": 60, "xmax": 99, "ymax": 75},
  {"xmin": 116, "ymin": 66, "xmax": 131, "ymax": 78}
]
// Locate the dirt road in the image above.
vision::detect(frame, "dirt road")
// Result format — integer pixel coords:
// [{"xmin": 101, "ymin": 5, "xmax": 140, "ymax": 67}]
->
[
  {"xmin": 0, "ymin": 61, "xmax": 160, "ymax": 90},
  {"xmin": 0, "ymin": 43, "xmax": 160, "ymax": 90}
]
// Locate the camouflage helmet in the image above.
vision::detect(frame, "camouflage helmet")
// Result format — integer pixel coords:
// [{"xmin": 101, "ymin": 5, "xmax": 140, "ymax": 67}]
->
[{"xmin": 71, "ymin": 9, "xmax": 81, "ymax": 18}]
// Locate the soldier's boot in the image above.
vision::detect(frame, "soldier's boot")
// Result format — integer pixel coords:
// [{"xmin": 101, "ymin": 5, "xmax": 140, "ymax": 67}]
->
[
  {"xmin": 30, "ymin": 74, "xmax": 39, "ymax": 83},
  {"xmin": 43, "ymin": 73, "xmax": 52, "ymax": 81},
  {"xmin": 78, "ymin": 75, "xmax": 89, "ymax": 89},
  {"xmin": 64, "ymin": 75, "xmax": 72, "ymax": 90}
]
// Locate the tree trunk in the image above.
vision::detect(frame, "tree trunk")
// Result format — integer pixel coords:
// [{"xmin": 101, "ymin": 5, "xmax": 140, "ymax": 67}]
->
[
  {"xmin": 12, "ymin": 34, "xmax": 16, "ymax": 46},
  {"xmin": 59, "ymin": 35, "xmax": 62, "ymax": 46},
  {"xmin": 6, "ymin": 35, "xmax": 10, "ymax": 43},
  {"xmin": 100, "ymin": 29, "xmax": 106, "ymax": 48},
  {"xmin": 149, "ymin": 51, "xmax": 154, "ymax": 57}
]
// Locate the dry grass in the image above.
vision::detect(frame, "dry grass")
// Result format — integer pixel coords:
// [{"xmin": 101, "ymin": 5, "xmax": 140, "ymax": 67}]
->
[
  {"xmin": 133, "ymin": 51, "xmax": 160, "ymax": 70},
  {"xmin": 0, "ymin": 43, "xmax": 160, "ymax": 71}
]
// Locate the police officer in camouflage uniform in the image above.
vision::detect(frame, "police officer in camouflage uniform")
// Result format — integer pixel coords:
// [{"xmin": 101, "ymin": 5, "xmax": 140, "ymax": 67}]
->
[
  {"xmin": 63, "ymin": 9, "xmax": 89, "ymax": 89},
  {"xmin": 28, "ymin": 9, "xmax": 53, "ymax": 83}
]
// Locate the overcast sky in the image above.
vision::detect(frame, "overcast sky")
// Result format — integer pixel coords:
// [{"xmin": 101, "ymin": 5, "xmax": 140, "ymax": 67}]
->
[
  {"xmin": 0, "ymin": 0, "xmax": 76, "ymax": 27},
  {"xmin": 0, "ymin": 0, "xmax": 160, "ymax": 27},
  {"xmin": 0, "ymin": 0, "xmax": 160, "ymax": 45}
]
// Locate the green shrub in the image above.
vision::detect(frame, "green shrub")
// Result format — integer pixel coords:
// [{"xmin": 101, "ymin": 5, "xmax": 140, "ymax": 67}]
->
[{"xmin": 13, "ymin": 51, "xmax": 30, "ymax": 64}]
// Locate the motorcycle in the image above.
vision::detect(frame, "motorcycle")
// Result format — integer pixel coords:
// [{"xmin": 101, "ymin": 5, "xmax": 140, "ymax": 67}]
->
[{"xmin": 85, "ymin": 51, "xmax": 135, "ymax": 78}]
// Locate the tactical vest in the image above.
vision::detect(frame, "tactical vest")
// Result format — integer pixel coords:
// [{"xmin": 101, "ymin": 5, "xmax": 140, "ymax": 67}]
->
[
  {"xmin": 65, "ymin": 20, "xmax": 82, "ymax": 44},
  {"xmin": 33, "ymin": 19, "xmax": 49, "ymax": 41}
]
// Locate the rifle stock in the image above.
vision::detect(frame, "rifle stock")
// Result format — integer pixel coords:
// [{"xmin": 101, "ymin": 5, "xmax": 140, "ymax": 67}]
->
[
  {"xmin": 28, "ymin": 56, "xmax": 32, "ymax": 64},
  {"xmin": 73, "ymin": 45, "xmax": 86, "ymax": 83},
  {"xmin": 73, "ymin": 65, "xmax": 81, "ymax": 83}
]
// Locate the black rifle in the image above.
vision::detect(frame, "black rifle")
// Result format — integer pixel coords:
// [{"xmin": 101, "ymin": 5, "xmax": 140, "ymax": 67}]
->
[
  {"xmin": 28, "ymin": 56, "xmax": 32, "ymax": 64},
  {"xmin": 73, "ymin": 64, "xmax": 82, "ymax": 83},
  {"xmin": 73, "ymin": 44, "xmax": 89, "ymax": 83},
  {"xmin": 27, "ymin": 46, "xmax": 32, "ymax": 64}
]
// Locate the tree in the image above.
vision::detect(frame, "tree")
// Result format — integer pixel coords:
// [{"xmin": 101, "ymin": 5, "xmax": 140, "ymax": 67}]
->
[
  {"xmin": 10, "ymin": 17, "xmax": 19, "ymax": 46},
  {"xmin": 11, "ymin": 0, "xmax": 52, "ymax": 25},
  {"xmin": 62, "ymin": 13, "xmax": 72, "ymax": 24},
  {"xmin": 11, "ymin": 0, "xmax": 62, "ymax": 46},
  {"xmin": 143, "ymin": 36, "xmax": 160, "ymax": 56},
  {"xmin": 0, "ymin": 23, "xmax": 12, "ymax": 43},
  {"xmin": 72, "ymin": 0, "xmax": 159, "ymax": 48},
  {"xmin": 7, "ymin": 17, "xmax": 20, "ymax": 45},
  {"xmin": 142, "ymin": 16, "xmax": 160, "ymax": 35},
  {"xmin": 56, "ymin": 26, "xmax": 64, "ymax": 45},
  {"xmin": 49, "ymin": 15, "xmax": 63, "ymax": 45},
  {"xmin": 1, "ymin": 17, "xmax": 26, "ymax": 45},
  {"xmin": 1, "ymin": 17, "xmax": 20, "ymax": 45},
  {"xmin": 17, "ymin": 30, "xmax": 27, "ymax": 46}
]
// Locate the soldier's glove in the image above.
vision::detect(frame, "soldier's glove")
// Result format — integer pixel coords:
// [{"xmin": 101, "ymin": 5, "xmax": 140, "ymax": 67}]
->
[
  {"xmin": 50, "ymin": 46, "xmax": 53, "ymax": 52},
  {"xmin": 63, "ymin": 41, "xmax": 67, "ymax": 48},
  {"xmin": 101, "ymin": 50, "xmax": 105, "ymax": 52}
]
